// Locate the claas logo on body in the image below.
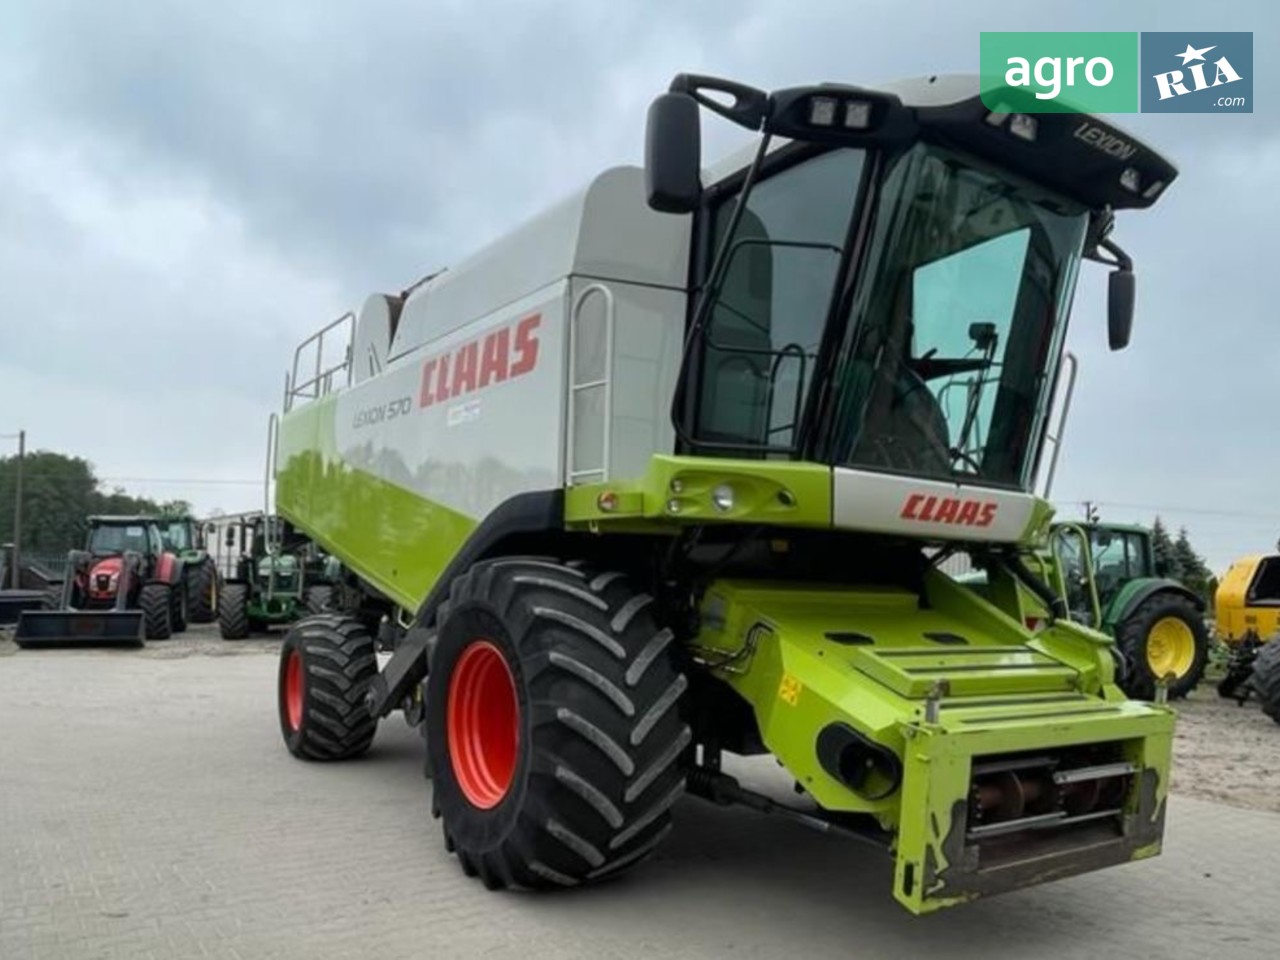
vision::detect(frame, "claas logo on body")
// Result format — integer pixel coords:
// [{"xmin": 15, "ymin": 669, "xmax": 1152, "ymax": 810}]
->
[
  {"xmin": 419, "ymin": 314, "xmax": 541, "ymax": 408},
  {"xmin": 900, "ymin": 493, "xmax": 998, "ymax": 528}
]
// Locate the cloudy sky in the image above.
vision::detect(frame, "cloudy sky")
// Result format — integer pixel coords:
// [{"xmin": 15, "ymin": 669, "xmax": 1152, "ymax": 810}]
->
[{"xmin": 0, "ymin": 0, "xmax": 1273, "ymax": 570}]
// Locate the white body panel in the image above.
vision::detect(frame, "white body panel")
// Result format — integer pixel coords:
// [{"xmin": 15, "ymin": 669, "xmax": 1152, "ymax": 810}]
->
[
  {"xmin": 832, "ymin": 467, "xmax": 1037, "ymax": 542},
  {"xmin": 566, "ymin": 278, "xmax": 684, "ymax": 484},
  {"xmin": 305, "ymin": 165, "xmax": 691, "ymax": 523},
  {"xmin": 351, "ymin": 294, "xmax": 401, "ymax": 385},
  {"xmin": 390, "ymin": 167, "xmax": 690, "ymax": 362},
  {"xmin": 333, "ymin": 283, "xmax": 568, "ymax": 520}
]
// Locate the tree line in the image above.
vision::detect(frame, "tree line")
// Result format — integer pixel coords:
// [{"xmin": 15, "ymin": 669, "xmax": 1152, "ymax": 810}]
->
[
  {"xmin": 1149, "ymin": 516, "xmax": 1216, "ymax": 604},
  {"xmin": 0, "ymin": 450, "xmax": 191, "ymax": 553}
]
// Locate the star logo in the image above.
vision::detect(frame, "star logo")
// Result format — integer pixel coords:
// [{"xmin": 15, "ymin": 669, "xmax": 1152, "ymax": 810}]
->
[{"xmin": 1176, "ymin": 43, "xmax": 1216, "ymax": 65}]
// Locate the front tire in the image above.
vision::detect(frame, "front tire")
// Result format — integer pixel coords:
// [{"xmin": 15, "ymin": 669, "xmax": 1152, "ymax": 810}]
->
[
  {"xmin": 1251, "ymin": 639, "xmax": 1280, "ymax": 725},
  {"xmin": 1117, "ymin": 593, "xmax": 1209, "ymax": 700},
  {"xmin": 427, "ymin": 558, "xmax": 690, "ymax": 890},
  {"xmin": 140, "ymin": 583, "xmax": 173, "ymax": 640},
  {"xmin": 187, "ymin": 558, "xmax": 218, "ymax": 623},
  {"xmin": 219, "ymin": 583, "xmax": 250, "ymax": 639},
  {"xmin": 278, "ymin": 616, "xmax": 378, "ymax": 760}
]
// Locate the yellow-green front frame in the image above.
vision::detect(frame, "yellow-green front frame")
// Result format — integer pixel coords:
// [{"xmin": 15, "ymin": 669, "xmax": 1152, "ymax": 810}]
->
[{"xmin": 689, "ymin": 570, "xmax": 1174, "ymax": 913}]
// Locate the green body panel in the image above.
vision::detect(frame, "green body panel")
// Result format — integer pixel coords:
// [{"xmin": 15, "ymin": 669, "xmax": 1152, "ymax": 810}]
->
[
  {"xmin": 276, "ymin": 396, "xmax": 478, "ymax": 610},
  {"xmin": 695, "ymin": 569, "xmax": 1172, "ymax": 912},
  {"xmin": 247, "ymin": 595, "xmax": 303, "ymax": 624},
  {"xmin": 564, "ymin": 455, "xmax": 832, "ymax": 529},
  {"xmin": 1101, "ymin": 577, "xmax": 1194, "ymax": 633}
]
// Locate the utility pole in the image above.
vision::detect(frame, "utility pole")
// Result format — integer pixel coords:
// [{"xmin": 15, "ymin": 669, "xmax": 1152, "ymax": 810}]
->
[
  {"xmin": 3, "ymin": 430, "xmax": 25, "ymax": 588},
  {"xmin": 13, "ymin": 430, "xmax": 24, "ymax": 589}
]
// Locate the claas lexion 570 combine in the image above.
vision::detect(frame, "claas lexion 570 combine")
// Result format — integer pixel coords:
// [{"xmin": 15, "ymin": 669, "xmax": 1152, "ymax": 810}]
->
[{"xmin": 271, "ymin": 74, "xmax": 1178, "ymax": 913}]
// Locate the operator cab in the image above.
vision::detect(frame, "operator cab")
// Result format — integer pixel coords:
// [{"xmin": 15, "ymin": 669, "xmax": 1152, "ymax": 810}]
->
[
  {"xmin": 87, "ymin": 518, "xmax": 161, "ymax": 558},
  {"xmin": 647, "ymin": 75, "xmax": 1174, "ymax": 508},
  {"xmin": 161, "ymin": 520, "xmax": 193, "ymax": 552}
]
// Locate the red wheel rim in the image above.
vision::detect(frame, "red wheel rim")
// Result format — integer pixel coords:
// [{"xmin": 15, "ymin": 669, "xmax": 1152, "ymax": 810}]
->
[
  {"xmin": 447, "ymin": 640, "xmax": 519, "ymax": 809},
  {"xmin": 285, "ymin": 650, "xmax": 303, "ymax": 731}
]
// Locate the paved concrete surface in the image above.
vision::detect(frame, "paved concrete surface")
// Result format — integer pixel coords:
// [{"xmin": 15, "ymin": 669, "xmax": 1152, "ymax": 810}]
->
[{"xmin": 2, "ymin": 630, "xmax": 1279, "ymax": 959}]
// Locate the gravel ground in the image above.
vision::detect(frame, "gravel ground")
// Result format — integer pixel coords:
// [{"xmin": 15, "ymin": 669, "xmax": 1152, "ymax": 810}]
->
[
  {"xmin": 4, "ymin": 624, "xmax": 1280, "ymax": 812},
  {"xmin": 1, "ymin": 629, "xmax": 1278, "ymax": 960},
  {"xmin": 1171, "ymin": 685, "xmax": 1280, "ymax": 813}
]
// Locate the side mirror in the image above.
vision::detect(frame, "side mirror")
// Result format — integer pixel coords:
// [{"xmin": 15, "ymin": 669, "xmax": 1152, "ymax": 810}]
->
[
  {"xmin": 1107, "ymin": 268, "xmax": 1135, "ymax": 350},
  {"xmin": 645, "ymin": 92, "xmax": 702, "ymax": 214},
  {"xmin": 1155, "ymin": 559, "xmax": 1170, "ymax": 577}
]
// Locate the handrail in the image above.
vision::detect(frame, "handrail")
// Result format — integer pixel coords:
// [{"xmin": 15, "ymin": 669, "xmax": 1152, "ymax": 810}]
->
[
  {"xmin": 566, "ymin": 284, "xmax": 616, "ymax": 484},
  {"xmin": 263, "ymin": 413, "xmax": 279, "ymax": 558},
  {"xmin": 1039, "ymin": 351, "xmax": 1079, "ymax": 500},
  {"xmin": 1048, "ymin": 522, "xmax": 1102, "ymax": 628},
  {"xmin": 286, "ymin": 311, "xmax": 356, "ymax": 411}
]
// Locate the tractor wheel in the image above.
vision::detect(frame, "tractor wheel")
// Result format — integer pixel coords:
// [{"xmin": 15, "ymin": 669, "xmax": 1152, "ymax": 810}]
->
[
  {"xmin": 219, "ymin": 583, "xmax": 250, "ymax": 640},
  {"xmin": 187, "ymin": 558, "xmax": 218, "ymax": 623},
  {"xmin": 305, "ymin": 584, "xmax": 334, "ymax": 615},
  {"xmin": 1250, "ymin": 640, "xmax": 1280, "ymax": 725},
  {"xmin": 427, "ymin": 558, "xmax": 690, "ymax": 890},
  {"xmin": 278, "ymin": 616, "xmax": 378, "ymax": 760},
  {"xmin": 140, "ymin": 583, "xmax": 173, "ymax": 640},
  {"xmin": 1117, "ymin": 593, "xmax": 1210, "ymax": 700},
  {"xmin": 171, "ymin": 580, "xmax": 189, "ymax": 633},
  {"xmin": 42, "ymin": 585, "xmax": 64, "ymax": 610}
]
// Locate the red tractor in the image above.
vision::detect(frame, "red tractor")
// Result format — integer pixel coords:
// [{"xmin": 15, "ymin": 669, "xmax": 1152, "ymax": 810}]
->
[{"xmin": 14, "ymin": 516, "xmax": 189, "ymax": 646}]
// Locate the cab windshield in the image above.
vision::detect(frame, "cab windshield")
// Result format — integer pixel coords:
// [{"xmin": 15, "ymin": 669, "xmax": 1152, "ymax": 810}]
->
[
  {"xmin": 829, "ymin": 143, "xmax": 1089, "ymax": 487},
  {"xmin": 88, "ymin": 524, "xmax": 150, "ymax": 556},
  {"xmin": 163, "ymin": 522, "xmax": 192, "ymax": 551}
]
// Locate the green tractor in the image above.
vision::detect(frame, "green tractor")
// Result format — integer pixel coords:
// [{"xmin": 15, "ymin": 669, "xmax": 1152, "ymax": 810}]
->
[
  {"xmin": 1029, "ymin": 522, "xmax": 1210, "ymax": 700},
  {"xmin": 217, "ymin": 514, "xmax": 334, "ymax": 639},
  {"xmin": 158, "ymin": 514, "xmax": 220, "ymax": 623}
]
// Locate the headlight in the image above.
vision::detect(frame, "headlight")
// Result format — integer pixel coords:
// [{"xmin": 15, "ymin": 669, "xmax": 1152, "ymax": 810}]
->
[{"xmin": 711, "ymin": 484, "xmax": 735, "ymax": 513}]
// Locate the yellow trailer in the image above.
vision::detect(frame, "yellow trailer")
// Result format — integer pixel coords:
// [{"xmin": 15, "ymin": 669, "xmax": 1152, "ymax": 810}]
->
[{"xmin": 1215, "ymin": 553, "xmax": 1280, "ymax": 709}]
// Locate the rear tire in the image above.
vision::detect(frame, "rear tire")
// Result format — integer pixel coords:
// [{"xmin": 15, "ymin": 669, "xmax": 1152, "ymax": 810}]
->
[
  {"xmin": 1251, "ymin": 640, "xmax": 1280, "ymax": 725},
  {"xmin": 278, "ymin": 616, "xmax": 378, "ymax": 760},
  {"xmin": 427, "ymin": 558, "xmax": 690, "ymax": 890},
  {"xmin": 140, "ymin": 583, "xmax": 173, "ymax": 640},
  {"xmin": 187, "ymin": 558, "xmax": 218, "ymax": 623},
  {"xmin": 305, "ymin": 584, "xmax": 334, "ymax": 615},
  {"xmin": 1116, "ymin": 593, "xmax": 1209, "ymax": 700},
  {"xmin": 219, "ymin": 583, "xmax": 250, "ymax": 640},
  {"xmin": 171, "ymin": 580, "xmax": 188, "ymax": 633}
]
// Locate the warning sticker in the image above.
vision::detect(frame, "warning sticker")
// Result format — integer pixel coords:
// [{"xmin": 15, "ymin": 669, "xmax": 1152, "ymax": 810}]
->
[{"xmin": 778, "ymin": 673, "xmax": 803, "ymax": 706}]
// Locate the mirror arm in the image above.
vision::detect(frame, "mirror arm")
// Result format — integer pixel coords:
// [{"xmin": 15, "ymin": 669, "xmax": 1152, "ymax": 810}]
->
[
  {"xmin": 668, "ymin": 74, "xmax": 769, "ymax": 130},
  {"xmin": 1097, "ymin": 236, "xmax": 1132, "ymax": 272}
]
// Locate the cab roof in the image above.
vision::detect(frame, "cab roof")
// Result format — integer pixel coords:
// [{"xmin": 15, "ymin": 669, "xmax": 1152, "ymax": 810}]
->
[{"xmin": 703, "ymin": 74, "xmax": 1176, "ymax": 212}]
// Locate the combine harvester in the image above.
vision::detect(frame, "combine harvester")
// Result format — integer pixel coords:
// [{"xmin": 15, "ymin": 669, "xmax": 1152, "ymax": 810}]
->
[{"xmin": 271, "ymin": 74, "xmax": 1179, "ymax": 912}]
